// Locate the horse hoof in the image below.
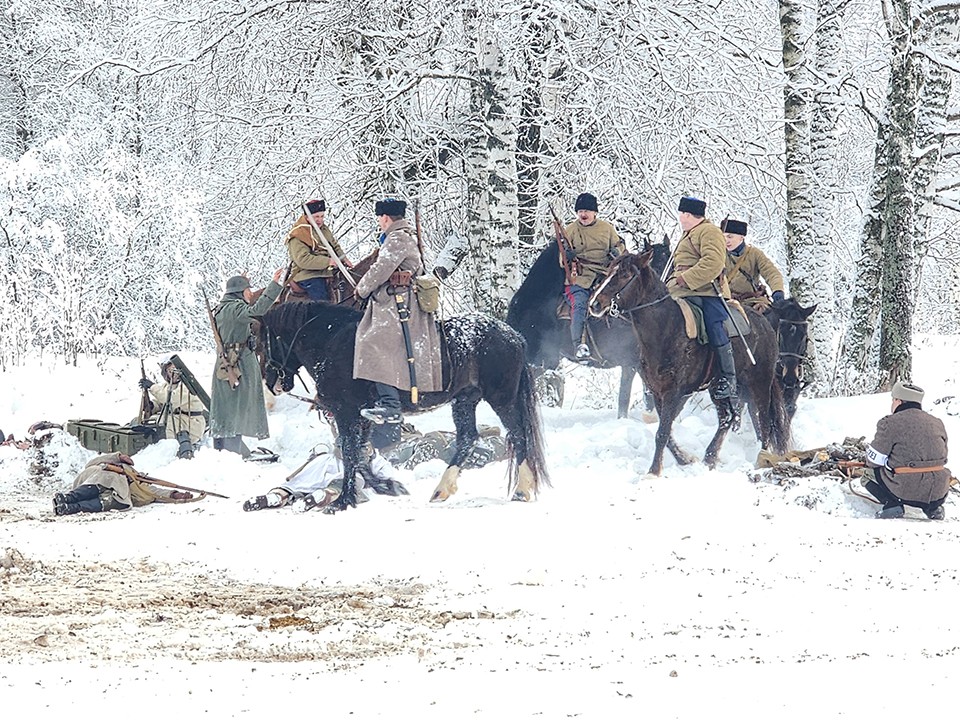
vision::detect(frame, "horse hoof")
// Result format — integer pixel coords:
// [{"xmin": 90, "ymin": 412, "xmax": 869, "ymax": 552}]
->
[
  {"xmin": 430, "ymin": 490, "xmax": 449, "ymax": 503},
  {"xmin": 511, "ymin": 490, "xmax": 532, "ymax": 502}
]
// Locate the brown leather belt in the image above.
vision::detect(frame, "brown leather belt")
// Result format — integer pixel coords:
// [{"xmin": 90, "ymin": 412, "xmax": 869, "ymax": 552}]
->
[
  {"xmin": 172, "ymin": 410, "xmax": 205, "ymax": 416},
  {"xmin": 893, "ymin": 464, "xmax": 946, "ymax": 474}
]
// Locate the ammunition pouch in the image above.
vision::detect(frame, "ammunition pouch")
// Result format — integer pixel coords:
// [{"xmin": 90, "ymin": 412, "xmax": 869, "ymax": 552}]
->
[
  {"xmin": 414, "ymin": 275, "xmax": 441, "ymax": 313},
  {"xmin": 216, "ymin": 343, "xmax": 244, "ymax": 387},
  {"xmin": 390, "ymin": 270, "xmax": 413, "ymax": 287}
]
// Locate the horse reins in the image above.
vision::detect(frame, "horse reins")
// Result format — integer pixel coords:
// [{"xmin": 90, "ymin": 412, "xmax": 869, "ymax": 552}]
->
[{"xmin": 606, "ymin": 270, "xmax": 671, "ymax": 319}]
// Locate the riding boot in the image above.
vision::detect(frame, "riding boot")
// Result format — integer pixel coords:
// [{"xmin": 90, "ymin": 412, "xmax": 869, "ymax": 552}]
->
[
  {"xmin": 175, "ymin": 431, "xmax": 194, "ymax": 460},
  {"xmin": 713, "ymin": 342, "xmax": 738, "ymax": 399}
]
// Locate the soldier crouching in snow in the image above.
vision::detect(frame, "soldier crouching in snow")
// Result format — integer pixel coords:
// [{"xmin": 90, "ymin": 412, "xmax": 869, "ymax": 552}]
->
[
  {"xmin": 53, "ymin": 452, "xmax": 196, "ymax": 516},
  {"xmin": 863, "ymin": 381, "xmax": 951, "ymax": 520}
]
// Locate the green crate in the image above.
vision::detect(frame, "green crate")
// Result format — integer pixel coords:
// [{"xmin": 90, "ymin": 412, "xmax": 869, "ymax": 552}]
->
[{"xmin": 66, "ymin": 419, "xmax": 164, "ymax": 455}]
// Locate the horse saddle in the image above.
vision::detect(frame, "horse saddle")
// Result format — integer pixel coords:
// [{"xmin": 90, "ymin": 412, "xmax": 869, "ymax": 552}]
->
[
  {"xmin": 555, "ymin": 297, "xmax": 571, "ymax": 321},
  {"xmin": 675, "ymin": 297, "xmax": 751, "ymax": 344}
]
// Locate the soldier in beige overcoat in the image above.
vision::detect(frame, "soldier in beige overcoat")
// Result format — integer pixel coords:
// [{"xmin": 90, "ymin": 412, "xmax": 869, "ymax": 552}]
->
[
  {"xmin": 52, "ymin": 453, "xmax": 187, "ymax": 516},
  {"xmin": 864, "ymin": 381, "xmax": 951, "ymax": 520},
  {"xmin": 285, "ymin": 198, "xmax": 352, "ymax": 302},
  {"xmin": 562, "ymin": 192, "xmax": 625, "ymax": 360},
  {"xmin": 721, "ymin": 219, "xmax": 786, "ymax": 312},
  {"xmin": 140, "ymin": 356, "xmax": 206, "ymax": 459},
  {"xmin": 666, "ymin": 196, "xmax": 738, "ymax": 402},
  {"xmin": 353, "ymin": 198, "xmax": 442, "ymax": 425}
]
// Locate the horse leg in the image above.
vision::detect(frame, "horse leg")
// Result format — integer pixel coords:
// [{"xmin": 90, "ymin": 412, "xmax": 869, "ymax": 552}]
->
[
  {"xmin": 491, "ymin": 394, "xmax": 536, "ymax": 502},
  {"xmin": 430, "ymin": 389, "xmax": 482, "ymax": 503},
  {"xmin": 330, "ymin": 415, "xmax": 366, "ymax": 510},
  {"xmin": 703, "ymin": 392, "xmax": 736, "ymax": 469},
  {"xmin": 617, "ymin": 367, "xmax": 635, "ymax": 420},
  {"xmin": 649, "ymin": 396, "xmax": 686, "ymax": 475}
]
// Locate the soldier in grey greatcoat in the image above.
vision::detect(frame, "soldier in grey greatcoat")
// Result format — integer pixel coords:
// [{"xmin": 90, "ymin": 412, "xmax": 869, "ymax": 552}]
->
[
  {"xmin": 353, "ymin": 198, "xmax": 442, "ymax": 425},
  {"xmin": 864, "ymin": 381, "xmax": 952, "ymax": 520},
  {"xmin": 209, "ymin": 270, "xmax": 283, "ymax": 456}
]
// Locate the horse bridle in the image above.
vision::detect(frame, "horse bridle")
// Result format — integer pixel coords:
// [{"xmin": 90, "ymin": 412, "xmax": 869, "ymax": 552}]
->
[
  {"xmin": 601, "ymin": 268, "xmax": 670, "ymax": 319},
  {"xmin": 776, "ymin": 319, "xmax": 810, "ymax": 390},
  {"xmin": 263, "ymin": 314, "xmax": 323, "ymax": 388}
]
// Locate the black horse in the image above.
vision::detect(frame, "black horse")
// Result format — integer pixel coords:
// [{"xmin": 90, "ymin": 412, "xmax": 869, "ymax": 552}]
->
[
  {"xmin": 764, "ymin": 298, "xmax": 816, "ymax": 422},
  {"xmin": 259, "ymin": 302, "xmax": 549, "ymax": 510},
  {"xmin": 506, "ymin": 239, "xmax": 671, "ymax": 418},
  {"xmin": 589, "ymin": 250, "xmax": 790, "ymax": 475}
]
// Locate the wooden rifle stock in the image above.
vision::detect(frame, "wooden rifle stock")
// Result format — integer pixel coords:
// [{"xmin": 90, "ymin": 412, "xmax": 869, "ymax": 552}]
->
[
  {"xmin": 138, "ymin": 359, "xmax": 152, "ymax": 425},
  {"xmin": 549, "ymin": 204, "xmax": 577, "ymax": 285}
]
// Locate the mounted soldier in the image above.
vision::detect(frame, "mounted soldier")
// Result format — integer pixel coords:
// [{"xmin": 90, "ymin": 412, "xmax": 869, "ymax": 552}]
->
[
  {"xmin": 285, "ymin": 198, "xmax": 353, "ymax": 302},
  {"xmin": 208, "ymin": 270, "xmax": 283, "ymax": 457},
  {"xmin": 558, "ymin": 192, "xmax": 626, "ymax": 361},
  {"xmin": 666, "ymin": 196, "xmax": 739, "ymax": 410},
  {"xmin": 721, "ymin": 219, "xmax": 786, "ymax": 312},
  {"xmin": 353, "ymin": 198, "xmax": 442, "ymax": 425}
]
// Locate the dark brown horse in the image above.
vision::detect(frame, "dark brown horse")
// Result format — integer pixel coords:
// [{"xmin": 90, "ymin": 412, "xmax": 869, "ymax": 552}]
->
[
  {"xmin": 764, "ymin": 298, "xmax": 816, "ymax": 422},
  {"xmin": 589, "ymin": 250, "xmax": 790, "ymax": 475}
]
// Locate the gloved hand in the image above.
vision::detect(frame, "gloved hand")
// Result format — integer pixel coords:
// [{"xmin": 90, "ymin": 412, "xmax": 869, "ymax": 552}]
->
[
  {"xmin": 772, "ymin": 290, "xmax": 785, "ymax": 303},
  {"xmin": 565, "ymin": 248, "xmax": 577, "ymax": 263},
  {"xmin": 139, "ymin": 378, "xmax": 153, "ymax": 390}
]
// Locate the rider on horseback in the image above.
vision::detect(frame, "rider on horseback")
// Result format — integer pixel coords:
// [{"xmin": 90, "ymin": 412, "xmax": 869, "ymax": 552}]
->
[
  {"xmin": 721, "ymin": 218, "xmax": 786, "ymax": 312},
  {"xmin": 667, "ymin": 196, "xmax": 739, "ymax": 407},
  {"xmin": 562, "ymin": 193, "xmax": 625, "ymax": 361},
  {"xmin": 285, "ymin": 198, "xmax": 353, "ymax": 302}
]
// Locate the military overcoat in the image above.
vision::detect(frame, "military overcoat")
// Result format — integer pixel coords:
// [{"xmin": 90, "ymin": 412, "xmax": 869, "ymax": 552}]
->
[
  {"xmin": 353, "ymin": 219, "xmax": 443, "ymax": 393},
  {"xmin": 562, "ymin": 218, "xmax": 625, "ymax": 289},
  {"xmin": 867, "ymin": 405, "xmax": 951, "ymax": 504},
  {"xmin": 666, "ymin": 219, "xmax": 731, "ymax": 300},
  {"xmin": 209, "ymin": 282, "xmax": 281, "ymax": 439},
  {"xmin": 286, "ymin": 215, "xmax": 349, "ymax": 283},
  {"xmin": 148, "ymin": 380, "xmax": 206, "ymax": 444},
  {"xmin": 725, "ymin": 244, "xmax": 785, "ymax": 309},
  {"xmin": 72, "ymin": 452, "xmax": 135, "ymax": 509}
]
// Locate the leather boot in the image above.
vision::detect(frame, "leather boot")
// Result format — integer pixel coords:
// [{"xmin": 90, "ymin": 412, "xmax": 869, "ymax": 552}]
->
[
  {"xmin": 714, "ymin": 342, "xmax": 738, "ymax": 399},
  {"xmin": 175, "ymin": 431, "xmax": 194, "ymax": 460}
]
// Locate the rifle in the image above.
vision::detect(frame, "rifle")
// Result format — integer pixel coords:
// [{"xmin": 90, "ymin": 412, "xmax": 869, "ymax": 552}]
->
[
  {"xmin": 549, "ymin": 204, "xmax": 577, "ymax": 285},
  {"xmin": 103, "ymin": 463, "xmax": 229, "ymax": 499},
  {"xmin": 302, "ymin": 202, "xmax": 356, "ymax": 289},
  {"xmin": 138, "ymin": 359, "xmax": 152, "ymax": 425},
  {"xmin": 203, "ymin": 288, "xmax": 242, "ymax": 389}
]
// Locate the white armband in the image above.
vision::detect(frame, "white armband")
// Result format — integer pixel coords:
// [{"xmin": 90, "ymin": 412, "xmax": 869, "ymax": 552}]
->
[{"xmin": 865, "ymin": 444, "xmax": 888, "ymax": 467}]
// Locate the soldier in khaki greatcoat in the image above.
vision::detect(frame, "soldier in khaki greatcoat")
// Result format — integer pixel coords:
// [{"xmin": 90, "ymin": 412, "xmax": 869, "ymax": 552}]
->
[
  {"xmin": 864, "ymin": 381, "xmax": 951, "ymax": 520},
  {"xmin": 561, "ymin": 192, "xmax": 625, "ymax": 360},
  {"xmin": 721, "ymin": 219, "xmax": 786, "ymax": 312},
  {"xmin": 665, "ymin": 196, "xmax": 738, "ymax": 404},
  {"xmin": 353, "ymin": 199, "xmax": 442, "ymax": 425},
  {"xmin": 285, "ymin": 198, "xmax": 352, "ymax": 302}
]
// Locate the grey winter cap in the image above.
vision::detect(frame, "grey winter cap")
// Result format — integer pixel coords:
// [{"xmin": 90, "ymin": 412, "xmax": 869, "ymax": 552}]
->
[
  {"xmin": 892, "ymin": 381, "xmax": 924, "ymax": 404},
  {"xmin": 225, "ymin": 275, "xmax": 251, "ymax": 293}
]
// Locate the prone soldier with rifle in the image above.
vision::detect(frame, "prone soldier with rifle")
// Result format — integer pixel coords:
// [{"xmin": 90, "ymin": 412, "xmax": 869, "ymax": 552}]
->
[
  {"xmin": 52, "ymin": 451, "xmax": 225, "ymax": 516},
  {"xmin": 550, "ymin": 193, "xmax": 625, "ymax": 361}
]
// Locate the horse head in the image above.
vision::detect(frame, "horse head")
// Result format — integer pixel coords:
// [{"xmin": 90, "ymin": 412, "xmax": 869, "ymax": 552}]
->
[
  {"xmin": 588, "ymin": 250, "xmax": 661, "ymax": 319},
  {"xmin": 766, "ymin": 299, "xmax": 817, "ymax": 411},
  {"xmin": 259, "ymin": 314, "xmax": 301, "ymax": 395}
]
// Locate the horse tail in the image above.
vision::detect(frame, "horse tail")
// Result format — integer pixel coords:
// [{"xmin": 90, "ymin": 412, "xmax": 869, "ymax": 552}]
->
[
  {"xmin": 512, "ymin": 364, "xmax": 551, "ymax": 493},
  {"xmin": 768, "ymin": 377, "xmax": 791, "ymax": 454}
]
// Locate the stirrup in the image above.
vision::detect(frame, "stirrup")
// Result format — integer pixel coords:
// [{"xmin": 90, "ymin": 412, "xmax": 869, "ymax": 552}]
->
[
  {"xmin": 360, "ymin": 407, "xmax": 403, "ymax": 424},
  {"xmin": 575, "ymin": 343, "xmax": 591, "ymax": 361}
]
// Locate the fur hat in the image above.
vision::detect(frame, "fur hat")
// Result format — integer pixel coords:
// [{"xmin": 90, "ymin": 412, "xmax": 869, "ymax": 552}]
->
[
  {"xmin": 678, "ymin": 196, "xmax": 707, "ymax": 216},
  {"xmin": 574, "ymin": 193, "xmax": 599, "ymax": 212},
  {"xmin": 306, "ymin": 198, "xmax": 326, "ymax": 214},
  {"xmin": 892, "ymin": 381, "xmax": 924, "ymax": 404},
  {"xmin": 721, "ymin": 218, "xmax": 748, "ymax": 236},
  {"xmin": 224, "ymin": 275, "xmax": 250, "ymax": 294},
  {"xmin": 375, "ymin": 198, "xmax": 407, "ymax": 217}
]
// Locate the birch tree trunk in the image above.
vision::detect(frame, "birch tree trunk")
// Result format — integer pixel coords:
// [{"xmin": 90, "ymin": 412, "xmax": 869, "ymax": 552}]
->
[{"xmin": 463, "ymin": 6, "xmax": 520, "ymax": 318}]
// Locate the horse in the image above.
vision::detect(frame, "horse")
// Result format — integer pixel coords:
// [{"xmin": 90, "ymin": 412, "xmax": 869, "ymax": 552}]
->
[
  {"xmin": 588, "ymin": 250, "xmax": 790, "ymax": 475},
  {"xmin": 764, "ymin": 298, "xmax": 817, "ymax": 422},
  {"xmin": 259, "ymin": 301, "xmax": 550, "ymax": 510},
  {"xmin": 505, "ymin": 238, "xmax": 671, "ymax": 418}
]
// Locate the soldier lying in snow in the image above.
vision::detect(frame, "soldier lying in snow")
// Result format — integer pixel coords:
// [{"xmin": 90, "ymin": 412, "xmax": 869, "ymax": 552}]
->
[{"xmin": 53, "ymin": 452, "xmax": 202, "ymax": 516}]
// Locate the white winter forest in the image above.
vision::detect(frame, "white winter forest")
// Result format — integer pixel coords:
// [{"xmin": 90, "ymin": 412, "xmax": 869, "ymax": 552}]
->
[
  {"xmin": 2, "ymin": 0, "xmax": 958, "ymax": 392},
  {"xmin": 4, "ymin": 1, "xmax": 960, "ymax": 716}
]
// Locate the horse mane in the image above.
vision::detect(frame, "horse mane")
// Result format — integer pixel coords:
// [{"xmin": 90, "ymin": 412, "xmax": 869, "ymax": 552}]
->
[
  {"xmin": 262, "ymin": 300, "xmax": 362, "ymax": 336},
  {"xmin": 508, "ymin": 243, "xmax": 564, "ymax": 310}
]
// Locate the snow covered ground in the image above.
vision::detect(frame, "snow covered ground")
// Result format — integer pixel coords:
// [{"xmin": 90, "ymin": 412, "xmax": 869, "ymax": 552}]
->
[{"xmin": 2, "ymin": 337, "xmax": 960, "ymax": 719}]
